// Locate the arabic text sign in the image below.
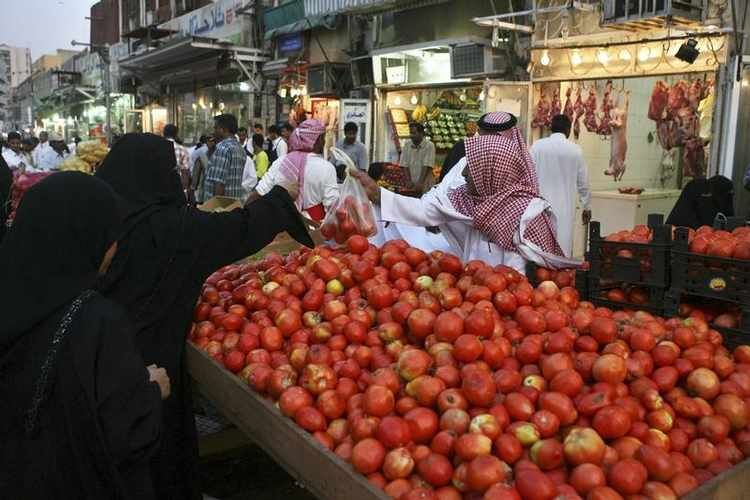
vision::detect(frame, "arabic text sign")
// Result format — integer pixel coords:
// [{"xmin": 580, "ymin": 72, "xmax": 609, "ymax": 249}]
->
[{"xmin": 160, "ymin": 0, "xmax": 248, "ymax": 42}]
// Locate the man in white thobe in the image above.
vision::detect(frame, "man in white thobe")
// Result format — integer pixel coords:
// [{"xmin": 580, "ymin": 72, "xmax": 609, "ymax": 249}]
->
[
  {"xmin": 530, "ymin": 114, "xmax": 591, "ymax": 258},
  {"xmin": 36, "ymin": 133, "xmax": 69, "ymax": 171},
  {"xmin": 32, "ymin": 131, "xmax": 51, "ymax": 166}
]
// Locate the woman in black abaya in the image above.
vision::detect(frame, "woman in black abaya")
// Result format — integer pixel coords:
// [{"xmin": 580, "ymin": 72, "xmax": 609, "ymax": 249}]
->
[
  {"xmin": 667, "ymin": 175, "xmax": 735, "ymax": 229},
  {"xmin": 0, "ymin": 172, "xmax": 165, "ymax": 499},
  {"xmin": 95, "ymin": 133, "xmax": 314, "ymax": 500}
]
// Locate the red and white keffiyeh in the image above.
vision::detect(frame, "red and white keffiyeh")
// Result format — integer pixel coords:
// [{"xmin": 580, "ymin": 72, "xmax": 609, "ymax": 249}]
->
[
  {"xmin": 448, "ymin": 112, "xmax": 563, "ymax": 256},
  {"xmin": 278, "ymin": 119, "xmax": 326, "ymax": 209}
]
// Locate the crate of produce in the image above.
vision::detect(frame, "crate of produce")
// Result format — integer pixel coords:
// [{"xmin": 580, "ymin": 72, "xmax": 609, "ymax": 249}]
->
[
  {"xmin": 670, "ymin": 226, "xmax": 750, "ymax": 306},
  {"xmin": 588, "ymin": 279, "xmax": 667, "ymax": 316},
  {"xmin": 665, "ymin": 295, "xmax": 750, "ymax": 350},
  {"xmin": 586, "ymin": 213, "xmax": 672, "ymax": 287}
]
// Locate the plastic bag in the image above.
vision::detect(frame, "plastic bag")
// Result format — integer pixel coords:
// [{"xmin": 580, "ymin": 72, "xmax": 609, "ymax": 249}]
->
[{"xmin": 320, "ymin": 148, "xmax": 377, "ymax": 242}]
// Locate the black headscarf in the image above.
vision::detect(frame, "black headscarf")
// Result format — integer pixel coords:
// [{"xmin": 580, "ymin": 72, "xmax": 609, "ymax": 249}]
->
[
  {"xmin": 667, "ymin": 175, "xmax": 735, "ymax": 229},
  {"xmin": 96, "ymin": 133, "xmax": 185, "ymax": 234},
  {"xmin": 0, "ymin": 172, "xmax": 119, "ymax": 353}
]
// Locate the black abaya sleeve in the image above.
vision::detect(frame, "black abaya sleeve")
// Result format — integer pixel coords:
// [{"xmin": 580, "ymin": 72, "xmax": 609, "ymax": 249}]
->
[
  {"xmin": 75, "ymin": 297, "xmax": 163, "ymax": 498},
  {"xmin": 196, "ymin": 185, "xmax": 314, "ymax": 273}
]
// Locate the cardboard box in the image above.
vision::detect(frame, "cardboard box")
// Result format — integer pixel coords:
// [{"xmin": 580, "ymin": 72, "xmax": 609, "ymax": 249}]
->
[{"xmin": 198, "ymin": 196, "xmax": 243, "ymax": 212}]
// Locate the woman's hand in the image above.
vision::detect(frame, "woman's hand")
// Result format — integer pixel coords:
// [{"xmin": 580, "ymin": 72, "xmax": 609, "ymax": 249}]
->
[
  {"xmin": 349, "ymin": 169, "xmax": 380, "ymax": 204},
  {"xmin": 147, "ymin": 364, "xmax": 171, "ymax": 400}
]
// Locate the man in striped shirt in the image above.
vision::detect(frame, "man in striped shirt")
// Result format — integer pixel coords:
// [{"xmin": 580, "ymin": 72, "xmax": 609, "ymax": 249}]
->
[{"xmin": 203, "ymin": 114, "xmax": 247, "ymax": 200}]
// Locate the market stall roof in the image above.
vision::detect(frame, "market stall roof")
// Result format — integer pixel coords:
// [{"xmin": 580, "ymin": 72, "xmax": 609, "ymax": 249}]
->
[{"xmin": 119, "ymin": 36, "xmax": 268, "ymax": 91}]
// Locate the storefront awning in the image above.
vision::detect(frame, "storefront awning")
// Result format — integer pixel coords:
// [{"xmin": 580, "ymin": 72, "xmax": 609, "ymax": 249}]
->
[
  {"xmin": 303, "ymin": 0, "xmax": 395, "ymax": 16},
  {"xmin": 119, "ymin": 36, "xmax": 268, "ymax": 91}
]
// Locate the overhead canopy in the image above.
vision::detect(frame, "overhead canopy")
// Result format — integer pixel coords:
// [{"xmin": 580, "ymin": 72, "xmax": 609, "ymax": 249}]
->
[{"xmin": 119, "ymin": 36, "xmax": 267, "ymax": 92}]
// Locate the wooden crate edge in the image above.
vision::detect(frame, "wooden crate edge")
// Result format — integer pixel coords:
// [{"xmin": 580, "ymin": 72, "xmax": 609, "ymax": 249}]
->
[{"xmin": 186, "ymin": 342, "xmax": 388, "ymax": 500}]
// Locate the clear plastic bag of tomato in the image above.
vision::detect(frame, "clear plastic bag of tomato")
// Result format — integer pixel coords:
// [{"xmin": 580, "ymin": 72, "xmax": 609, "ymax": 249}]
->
[{"xmin": 320, "ymin": 148, "xmax": 378, "ymax": 243}]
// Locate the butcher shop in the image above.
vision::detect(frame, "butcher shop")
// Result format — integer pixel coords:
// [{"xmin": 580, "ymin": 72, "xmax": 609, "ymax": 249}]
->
[{"xmin": 528, "ymin": 32, "xmax": 730, "ymax": 257}]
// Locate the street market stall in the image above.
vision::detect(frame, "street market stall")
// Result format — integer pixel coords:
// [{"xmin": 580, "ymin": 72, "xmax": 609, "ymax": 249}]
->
[{"xmin": 185, "ymin": 224, "xmax": 750, "ymax": 500}]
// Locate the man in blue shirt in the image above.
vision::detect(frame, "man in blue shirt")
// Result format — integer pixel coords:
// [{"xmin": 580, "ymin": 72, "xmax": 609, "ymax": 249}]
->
[
  {"xmin": 203, "ymin": 114, "xmax": 247, "ymax": 200},
  {"xmin": 334, "ymin": 122, "xmax": 368, "ymax": 180}
]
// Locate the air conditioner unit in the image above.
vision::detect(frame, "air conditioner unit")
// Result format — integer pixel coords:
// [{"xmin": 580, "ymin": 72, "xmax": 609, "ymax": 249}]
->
[
  {"xmin": 602, "ymin": 0, "xmax": 703, "ymax": 27},
  {"xmin": 307, "ymin": 63, "xmax": 352, "ymax": 97},
  {"xmin": 350, "ymin": 56, "xmax": 374, "ymax": 88},
  {"xmin": 451, "ymin": 43, "xmax": 507, "ymax": 80}
]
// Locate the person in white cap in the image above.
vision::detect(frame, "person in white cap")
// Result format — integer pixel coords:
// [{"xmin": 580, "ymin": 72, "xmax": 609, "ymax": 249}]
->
[{"xmin": 36, "ymin": 132, "xmax": 69, "ymax": 171}]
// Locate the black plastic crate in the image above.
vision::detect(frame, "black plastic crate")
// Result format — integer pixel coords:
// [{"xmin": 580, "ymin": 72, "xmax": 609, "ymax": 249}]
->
[
  {"xmin": 587, "ymin": 214, "xmax": 672, "ymax": 288},
  {"xmin": 670, "ymin": 227, "xmax": 750, "ymax": 307},
  {"xmin": 524, "ymin": 261, "xmax": 578, "ymax": 288},
  {"xmin": 587, "ymin": 278, "xmax": 667, "ymax": 316},
  {"xmin": 664, "ymin": 293, "xmax": 750, "ymax": 349}
]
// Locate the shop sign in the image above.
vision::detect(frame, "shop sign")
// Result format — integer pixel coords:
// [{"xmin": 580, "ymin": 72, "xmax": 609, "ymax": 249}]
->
[
  {"xmin": 160, "ymin": 0, "xmax": 249, "ymax": 43},
  {"xmin": 339, "ymin": 98, "xmax": 372, "ymax": 149},
  {"xmin": 303, "ymin": 0, "xmax": 393, "ymax": 17},
  {"xmin": 278, "ymin": 33, "xmax": 304, "ymax": 54}
]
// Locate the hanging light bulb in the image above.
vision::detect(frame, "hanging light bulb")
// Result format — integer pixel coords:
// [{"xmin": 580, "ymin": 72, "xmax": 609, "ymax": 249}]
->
[
  {"xmin": 540, "ymin": 50, "xmax": 551, "ymax": 66},
  {"xmin": 596, "ymin": 49, "xmax": 610, "ymax": 65},
  {"xmin": 638, "ymin": 46, "xmax": 651, "ymax": 62},
  {"xmin": 278, "ymin": 88, "xmax": 287, "ymax": 98},
  {"xmin": 459, "ymin": 91, "xmax": 467, "ymax": 102},
  {"xmin": 570, "ymin": 50, "xmax": 583, "ymax": 67},
  {"xmin": 478, "ymin": 89, "xmax": 486, "ymax": 101},
  {"xmin": 619, "ymin": 48, "xmax": 632, "ymax": 61},
  {"xmin": 410, "ymin": 93, "xmax": 418, "ymax": 105},
  {"xmin": 394, "ymin": 96, "xmax": 402, "ymax": 106}
]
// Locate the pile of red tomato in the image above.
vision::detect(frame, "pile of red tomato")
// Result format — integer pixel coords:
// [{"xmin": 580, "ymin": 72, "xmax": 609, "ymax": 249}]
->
[
  {"xmin": 687, "ymin": 226, "xmax": 750, "ymax": 261},
  {"xmin": 533, "ymin": 268, "xmax": 577, "ymax": 290},
  {"xmin": 190, "ymin": 236, "xmax": 750, "ymax": 500}
]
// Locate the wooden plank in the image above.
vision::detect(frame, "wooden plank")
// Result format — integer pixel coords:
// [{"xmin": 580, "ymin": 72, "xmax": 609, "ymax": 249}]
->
[
  {"xmin": 683, "ymin": 458, "xmax": 750, "ymax": 500},
  {"xmin": 186, "ymin": 343, "xmax": 388, "ymax": 500}
]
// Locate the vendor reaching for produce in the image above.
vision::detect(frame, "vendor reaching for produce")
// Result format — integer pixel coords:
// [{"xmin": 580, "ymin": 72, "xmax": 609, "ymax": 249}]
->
[
  {"xmin": 251, "ymin": 118, "xmax": 339, "ymax": 221},
  {"xmin": 95, "ymin": 133, "xmax": 314, "ymax": 500},
  {"xmin": 353, "ymin": 112, "xmax": 580, "ymax": 272},
  {"xmin": 0, "ymin": 172, "xmax": 166, "ymax": 499}
]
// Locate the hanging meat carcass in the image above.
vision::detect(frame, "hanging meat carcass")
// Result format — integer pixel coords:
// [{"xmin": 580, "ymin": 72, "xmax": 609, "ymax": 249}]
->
[
  {"xmin": 648, "ymin": 79, "xmax": 710, "ymax": 178},
  {"xmin": 549, "ymin": 88, "xmax": 562, "ymax": 122},
  {"xmin": 532, "ymin": 89, "xmax": 551, "ymax": 130},
  {"xmin": 683, "ymin": 137, "xmax": 706, "ymax": 178},
  {"xmin": 583, "ymin": 85, "xmax": 599, "ymax": 133},
  {"xmin": 563, "ymin": 87, "xmax": 574, "ymax": 122},
  {"xmin": 605, "ymin": 90, "xmax": 630, "ymax": 181},
  {"xmin": 648, "ymin": 81, "xmax": 669, "ymax": 121},
  {"xmin": 572, "ymin": 86, "xmax": 585, "ymax": 140},
  {"xmin": 597, "ymin": 80, "xmax": 614, "ymax": 136},
  {"xmin": 666, "ymin": 80, "xmax": 689, "ymax": 119}
]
